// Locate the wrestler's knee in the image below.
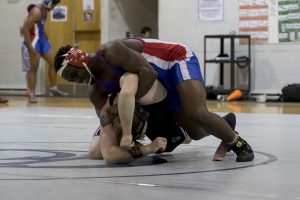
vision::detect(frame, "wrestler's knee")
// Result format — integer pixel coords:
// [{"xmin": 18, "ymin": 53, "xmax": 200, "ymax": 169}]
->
[{"xmin": 88, "ymin": 148, "xmax": 102, "ymax": 160}]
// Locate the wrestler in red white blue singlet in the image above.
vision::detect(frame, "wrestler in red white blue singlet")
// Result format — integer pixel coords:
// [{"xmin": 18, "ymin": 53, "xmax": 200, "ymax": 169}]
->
[
  {"xmin": 139, "ymin": 38, "xmax": 204, "ymax": 111},
  {"xmin": 30, "ymin": 4, "xmax": 51, "ymax": 54}
]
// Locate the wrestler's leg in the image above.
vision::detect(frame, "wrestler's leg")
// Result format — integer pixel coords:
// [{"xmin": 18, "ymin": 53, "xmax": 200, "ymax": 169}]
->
[
  {"xmin": 89, "ymin": 127, "xmax": 103, "ymax": 159},
  {"xmin": 176, "ymin": 80, "xmax": 236, "ymax": 143},
  {"xmin": 28, "ymin": 52, "xmax": 41, "ymax": 103},
  {"xmin": 42, "ymin": 51, "xmax": 56, "ymax": 88},
  {"xmin": 42, "ymin": 38, "xmax": 68, "ymax": 96},
  {"xmin": 173, "ymin": 110, "xmax": 209, "ymax": 140},
  {"xmin": 176, "ymin": 80, "xmax": 254, "ymax": 162},
  {"xmin": 89, "ymin": 135, "xmax": 103, "ymax": 159}
]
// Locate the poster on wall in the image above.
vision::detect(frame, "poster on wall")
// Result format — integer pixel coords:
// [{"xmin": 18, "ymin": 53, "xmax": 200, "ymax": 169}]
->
[
  {"xmin": 50, "ymin": 6, "xmax": 67, "ymax": 22},
  {"xmin": 83, "ymin": 0, "xmax": 94, "ymax": 22},
  {"xmin": 198, "ymin": 0, "xmax": 224, "ymax": 21},
  {"xmin": 239, "ymin": 0, "xmax": 269, "ymax": 44},
  {"xmin": 278, "ymin": 0, "xmax": 300, "ymax": 43}
]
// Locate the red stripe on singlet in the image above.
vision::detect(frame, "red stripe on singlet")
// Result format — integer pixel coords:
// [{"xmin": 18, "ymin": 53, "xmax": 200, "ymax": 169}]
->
[
  {"xmin": 29, "ymin": 27, "xmax": 35, "ymax": 42},
  {"xmin": 143, "ymin": 42, "xmax": 187, "ymax": 61}
]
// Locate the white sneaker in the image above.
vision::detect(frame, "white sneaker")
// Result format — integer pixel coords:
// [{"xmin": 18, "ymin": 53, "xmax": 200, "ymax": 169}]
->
[
  {"xmin": 49, "ymin": 87, "xmax": 68, "ymax": 96},
  {"xmin": 29, "ymin": 93, "xmax": 37, "ymax": 103}
]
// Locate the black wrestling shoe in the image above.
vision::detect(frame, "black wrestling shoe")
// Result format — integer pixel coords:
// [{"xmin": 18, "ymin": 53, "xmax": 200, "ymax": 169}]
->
[
  {"xmin": 230, "ymin": 136, "xmax": 254, "ymax": 162},
  {"xmin": 223, "ymin": 112, "xmax": 236, "ymax": 130}
]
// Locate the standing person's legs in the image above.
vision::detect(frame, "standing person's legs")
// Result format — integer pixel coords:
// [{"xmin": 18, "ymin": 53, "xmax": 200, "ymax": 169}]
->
[
  {"xmin": 21, "ymin": 42, "xmax": 31, "ymax": 96},
  {"xmin": 28, "ymin": 51, "xmax": 41, "ymax": 103},
  {"xmin": 42, "ymin": 44, "xmax": 68, "ymax": 96},
  {"xmin": 25, "ymin": 73, "xmax": 30, "ymax": 95},
  {"xmin": 42, "ymin": 51, "xmax": 56, "ymax": 88}
]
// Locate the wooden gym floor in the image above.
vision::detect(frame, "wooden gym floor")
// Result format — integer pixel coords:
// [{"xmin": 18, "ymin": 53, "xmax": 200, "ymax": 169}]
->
[{"xmin": 0, "ymin": 95, "xmax": 300, "ymax": 200}]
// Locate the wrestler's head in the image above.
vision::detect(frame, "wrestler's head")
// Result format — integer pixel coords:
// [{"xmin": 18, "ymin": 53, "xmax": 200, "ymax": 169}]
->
[
  {"xmin": 108, "ymin": 103, "xmax": 149, "ymax": 142},
  {"xmin": 27, "ymin": 4, "xmax": 35, "ymax": 13},
  {"xmin": 55, "ymin": 45, "xmax": 92, "ymax": 84},
  {"xmin": 43, "ymin": 0, "xmax": 60, "ymax": 11}
]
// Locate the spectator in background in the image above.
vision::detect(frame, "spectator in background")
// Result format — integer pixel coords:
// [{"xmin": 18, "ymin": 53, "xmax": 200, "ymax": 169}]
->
[
  {"xmin": 20, "ymin": 4, "xmax": 35, "ymax": 97},
  {"xmin": 20, "ymin": 0, "xmax": 67, "ymax": 103},
  {"xmin": 140, "ymin": 26, "xmax": 153, "ymax": 38}
]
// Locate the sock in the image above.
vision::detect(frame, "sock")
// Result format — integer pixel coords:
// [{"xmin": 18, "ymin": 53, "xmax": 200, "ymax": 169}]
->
[{"xmin": 227, "ymin": 134, "xmax": 239, "ymax": 146}]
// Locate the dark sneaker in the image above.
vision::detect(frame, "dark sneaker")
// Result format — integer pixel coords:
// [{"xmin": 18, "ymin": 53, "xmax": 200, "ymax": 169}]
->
[
  {"xmin": 230, "ymin": 136, "xmax": 254, "ymax": 162},
  {"xmin": 49, "ymin": 87, "xmax": 68, "ymax": 96},
  {"xmin": 29, "ymin": 92, "xmax": 37, "ymax": 103}
]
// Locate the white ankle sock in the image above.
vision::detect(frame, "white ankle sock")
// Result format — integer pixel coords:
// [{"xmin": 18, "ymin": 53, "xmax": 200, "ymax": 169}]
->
[{"xmin": 227, "ymin": 134, "xmax": 239, "ymax": 146}]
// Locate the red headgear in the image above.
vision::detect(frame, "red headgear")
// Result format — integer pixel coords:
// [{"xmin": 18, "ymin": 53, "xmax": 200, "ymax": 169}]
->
[
  {"xmin": 63, "ymin": 48, "xmax": 90, "ymax": 69},
  {"xmin": 57, "ymin": 48, "xmax": 92, "ymax": 79}
]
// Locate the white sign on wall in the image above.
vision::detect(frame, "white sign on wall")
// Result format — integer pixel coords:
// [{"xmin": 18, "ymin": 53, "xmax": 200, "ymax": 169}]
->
[
  {"xmin": 198, "ymin": 0, "xmax": 224, "ymax": 21},
  {"xmin": 51, "ymin": 6, "xmax": 67, "ymax": 22},
  {"xmin": 239, "ymin": 0, "xmax": 269, "ymax": 44}
]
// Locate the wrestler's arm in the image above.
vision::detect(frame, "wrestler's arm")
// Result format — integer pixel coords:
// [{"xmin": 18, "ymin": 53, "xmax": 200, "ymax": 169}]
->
[
  {"xmin": 88, "ymin": 87, "xmax": 167, "ymax": 164},
  {"xmin": 102, "ymin": 39, "xmax": 157, "ymax": 99},
  {"xmin": 119, "ymin": 73, "xmax": 167, "ymax": 105},
  {"xmin": 96, "ymin": 96, "xmax": 166, "ymax": 164},
  {"xmin": 21, "ymin": 7, "xmax": 41, "ymax": 53},
  {"xmin": 94, "ymin": 95, "xmax": 141, "ymax": 164},
  {"xmin": 96, "ymin": 99, "xmax": 137, "ymax": 164},
  {"xmin": 117, "ymin": 72, "xmax": 167, "ymax": 148},
  {"xmin": 88, "ymin": 85, "xmax": 108, "ymax": 116},
  {"xmin": 88, "ymin": 132, "xmax": 102, "ymax": 159},
  {"xmin": 100, "ymin": 127, "xmax": 167, "ymax": 164},
  {"xmin": 117, "ymin": 73, "xmax": 139, "ymax": 148},
  {"xmin": 87, "ymin": 85, "xmax": 108, "ymax": 159},
  {"xmin": 88, "ymin": 90, "xmax": 112, "ymax": 160}
]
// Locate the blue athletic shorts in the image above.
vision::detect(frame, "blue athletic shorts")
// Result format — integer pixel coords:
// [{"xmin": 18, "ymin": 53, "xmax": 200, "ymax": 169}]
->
[
  {"xmin": 151, "ymin": 54, "xmax": 204, "ymax": 112},
  {"xmin": 32, "ymin": 37, "xmax": 51, "ymax": 54}
]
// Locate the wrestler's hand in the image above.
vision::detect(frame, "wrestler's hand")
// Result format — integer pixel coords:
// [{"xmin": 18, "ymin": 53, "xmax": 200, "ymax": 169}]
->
[
  {"xmin": 131, "ymin": 143, "xmax": 143, "ymax": 158},
  {"xmin": 120, "ymin": 133, "xmax": 134, "ymax": 150},
  {"xmin": 29, "ymin": 47, "xmax": 38, "ymax": 59},
  {"xmin": 152, "ymin": 137, "xmax": 167, "ymax": 152}
]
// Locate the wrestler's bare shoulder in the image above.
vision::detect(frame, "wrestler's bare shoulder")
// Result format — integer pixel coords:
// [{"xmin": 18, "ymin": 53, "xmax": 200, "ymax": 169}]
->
[{"xmin": 101, "ymin": 39, "xmax": 143, "ymax": 53}]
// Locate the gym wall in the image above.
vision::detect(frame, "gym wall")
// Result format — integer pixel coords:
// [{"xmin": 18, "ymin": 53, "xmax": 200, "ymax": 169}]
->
[{"xmin": 0, "ymin": 0, "xmax": 299, "ymax": 95}]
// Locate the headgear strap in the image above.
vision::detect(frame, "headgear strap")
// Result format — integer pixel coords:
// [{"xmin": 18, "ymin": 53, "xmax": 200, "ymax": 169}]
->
[{"xmin": 132, "ymin": 103, "xmax": 149, "ymax": 140}]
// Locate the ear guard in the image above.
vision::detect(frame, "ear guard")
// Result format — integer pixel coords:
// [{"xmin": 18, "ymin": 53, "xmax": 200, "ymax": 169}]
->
[{"xmin": 131, "ymin": 103, "xmax": 150, "ymax": 140}]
